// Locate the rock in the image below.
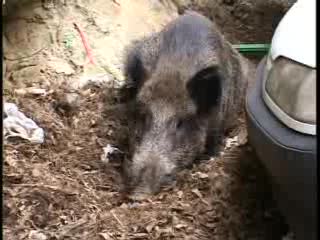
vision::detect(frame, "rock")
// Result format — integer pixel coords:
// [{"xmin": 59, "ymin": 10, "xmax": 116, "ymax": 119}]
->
[
  {"xmin": 47, "ymin": 58, "xmax": 75, "ymax": 75},
  {"xmin": 10, "ymin": 65, "xmax": 48, "ymax": 88},
  {"xmin": 28, "ymin": 230, "xmax": 47, "ymax": 240},
  {"xmin": 14, "ymin": 87, "xmax": 48, "ymax": 96},
  {"xmin": 53, "ymin": 91, "xmax": 81, "ymax": 116},
  {"xmin": 4, "ymin": 20, "xmax": 51, "ymax": 60}
]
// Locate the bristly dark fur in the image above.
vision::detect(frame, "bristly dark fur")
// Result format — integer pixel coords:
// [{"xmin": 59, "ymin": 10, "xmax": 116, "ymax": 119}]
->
[{"xmin": 122, "ymin": 11, "xmax": 251, "ymax": 199}]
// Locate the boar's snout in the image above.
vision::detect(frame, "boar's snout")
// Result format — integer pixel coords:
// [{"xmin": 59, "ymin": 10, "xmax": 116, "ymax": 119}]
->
[
  {"xmin": 125, "ymin": 152, "xmax": 177, "ymax": 199},
  {"xmin": 128, "ymin": 192, "xmax": 151, "ymax": 201}
]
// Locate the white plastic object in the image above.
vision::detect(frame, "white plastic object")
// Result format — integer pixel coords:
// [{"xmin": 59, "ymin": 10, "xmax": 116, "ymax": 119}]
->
[
  {"xmin": 270, "ymin": 0, "xmax": 316, "ymax": 68},
  {"xmin": 263, "ymin": 0, "xmax": 317, "ymax": 135},
  {"xmin": 4, "ymin": 102, "xmax": 45, "ymax": 143},
  {"xmin": 100, "ymin": 144, "xmax": 122, "ymax": 164}
]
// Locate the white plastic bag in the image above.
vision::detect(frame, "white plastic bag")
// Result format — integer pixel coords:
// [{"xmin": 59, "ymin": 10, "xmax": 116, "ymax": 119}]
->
[{"xmin": 3, "ymin": 102, "xmax": 44, "ymax": 144}]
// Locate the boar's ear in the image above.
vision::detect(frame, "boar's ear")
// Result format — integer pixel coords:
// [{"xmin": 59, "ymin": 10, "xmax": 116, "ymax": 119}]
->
[
  {"xmin": 125, "ymin": 49, "xmax": 148, "ymax": 89},
  {"xmin": 187, "ymin": 66, "xmax": 222, "ymax": 115},
  {"xmin": 122, "ymin": 46, "xmax": 149, "ymax": 101}
]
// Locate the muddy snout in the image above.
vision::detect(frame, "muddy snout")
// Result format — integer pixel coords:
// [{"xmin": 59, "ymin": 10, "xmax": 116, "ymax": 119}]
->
[
  {"xmin": 128, "ymin": 192, "xmax": 152, "ymax": 201},
  {"xmin": 128, "ymin": 176, "xmax": 177, "ymax": 201},
  {"xmin": 125, "ymin": 153, "xmax": 178, "ymax": 200}
]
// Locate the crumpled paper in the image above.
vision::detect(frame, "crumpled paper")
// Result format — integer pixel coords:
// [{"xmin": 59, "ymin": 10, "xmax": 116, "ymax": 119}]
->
[{"xmin": 4, "ymin": 102, "xmax": 44, "ymax": 144}]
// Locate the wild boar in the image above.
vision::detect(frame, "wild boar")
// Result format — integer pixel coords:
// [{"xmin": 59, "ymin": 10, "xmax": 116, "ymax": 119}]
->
[{"xmin": 122, "ymin": 11, "xmax": 251, "ymax": 200}]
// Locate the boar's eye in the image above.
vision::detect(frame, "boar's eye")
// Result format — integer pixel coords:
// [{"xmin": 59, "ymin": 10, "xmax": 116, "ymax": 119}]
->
[
  {"xmin": 134, "ymin": 103, "xmax": 148, "ymax": 120},
  {"xmin": 135, "ymin": 113, "xmax": 147, "ymax": 129},
  {"xmin": 135, "ymin": 109, "xmax": 152, "ymax": 131},
  {"xmin": 161, "ymin": 174, "xmax": 175, "ymax": 186},
  {"xmin": 176, "ymin": 119, "xmax": 183, "ymax": 129},
  {"xmin": 175, "ymin": 117, "xmax": 196, "ymax": 130}
]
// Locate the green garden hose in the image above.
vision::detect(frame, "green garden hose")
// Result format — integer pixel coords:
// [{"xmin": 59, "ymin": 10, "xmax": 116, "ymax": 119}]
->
[{"xmin": 232, "ymin": 44, "xmax": 271, "ymax": 55}]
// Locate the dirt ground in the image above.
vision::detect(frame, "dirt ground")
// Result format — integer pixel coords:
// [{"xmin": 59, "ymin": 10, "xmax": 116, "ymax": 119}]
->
[
  {"xmin": 3, "ymin": 0, "xmax": 293, "ymax": 239},
  {"xmin": 171, "ymin": 0, "xmax": 293, "ymax": 43}
]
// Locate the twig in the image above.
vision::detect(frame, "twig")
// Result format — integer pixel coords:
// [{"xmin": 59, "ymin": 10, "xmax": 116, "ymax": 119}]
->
[
  {"xmin": 57, "ymin": 218, "xmax": 88, "ymax": 239},
  {"xmin": 4, "ymin": 47, "xmax": 47, "ymax": 61},
  {"xmin": 111, "ymin": 0, "xmax": 120, "ymax": 6},
  {"xmin": 110, "ymin": 209, "xmax": 125, "ymax": 228},
  {"xmin": 73, "ymin": 22, "xmax": 95, "ymax": 65},
  {"xmin": 11, "ymin": 183, "xmax": 78, "ymax": 195}
]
